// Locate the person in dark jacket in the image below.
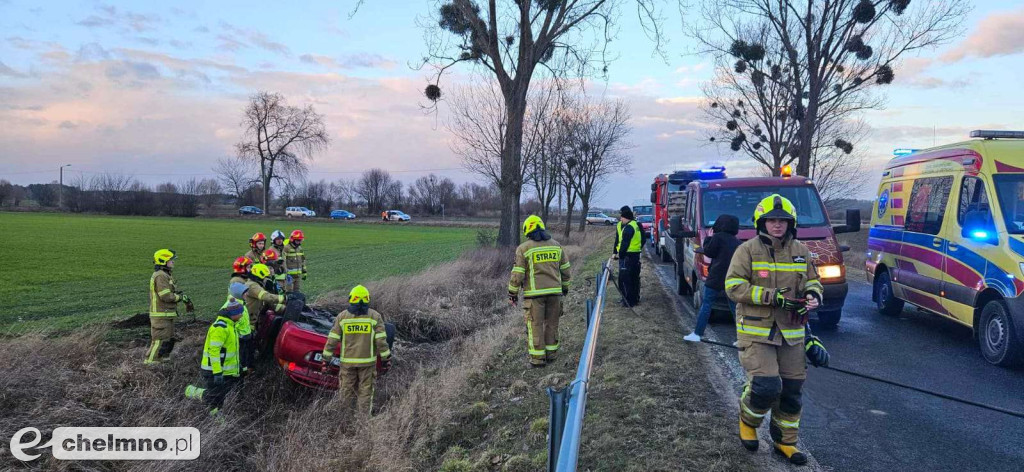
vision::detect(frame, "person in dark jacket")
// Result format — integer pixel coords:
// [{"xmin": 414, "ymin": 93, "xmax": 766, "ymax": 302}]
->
[
  {"xmin": 612, "ymin": 205, "xmax": 645, "ymax": 307},
  {"xmin": 684, "ymin": 214, "xmax": 741, "ymax": 342}
]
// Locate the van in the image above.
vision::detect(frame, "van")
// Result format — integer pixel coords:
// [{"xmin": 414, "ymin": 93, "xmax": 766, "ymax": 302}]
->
[
  {"xmin": 662, "ymin": 169, "xmax": 860, "ymax": 327},
  {"xmin": 867, "ymin": 130, "xmax": 1024, "ymax": 366}
]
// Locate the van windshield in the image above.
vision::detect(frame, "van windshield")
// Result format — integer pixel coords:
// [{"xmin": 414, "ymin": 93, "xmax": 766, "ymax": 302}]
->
[
  {"xmin": 702, "ymin": 186, "xmax": 828, "ymax": 228},
  {"xmin": 994, "ymin": 175, "xmax": 1024, "ymax": 234}
]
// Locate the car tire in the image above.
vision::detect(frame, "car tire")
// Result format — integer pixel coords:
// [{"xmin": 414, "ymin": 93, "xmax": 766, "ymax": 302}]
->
[
  {"xmin": 874, "ymin": 270, "xmax": 904, "ymax": 317},
  {"xmin": 816, "ymin": 310, "xmax": 842, "ymax": 329},
  {"xmin": 978, "ymin": 300, "xmax": 1023, "ymax": 367}
]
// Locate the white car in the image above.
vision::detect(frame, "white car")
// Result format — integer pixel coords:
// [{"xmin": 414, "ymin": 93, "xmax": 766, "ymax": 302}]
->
[
  {"xmin": 383, "ymin": 210, "xmax": 411, "ymax": 222},
  {"xmin": 285, "ymin": 206, "xmax": 316, "ymax": 218},
  {"xmin": 585, "ymin": 212, "xmax": 616, "ymax": 225}
]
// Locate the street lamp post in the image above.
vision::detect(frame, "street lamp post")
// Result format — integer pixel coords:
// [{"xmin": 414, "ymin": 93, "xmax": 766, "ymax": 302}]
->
[{"xmin": 59, "ymin": 164, "xmax": 71, "ymax": 209}]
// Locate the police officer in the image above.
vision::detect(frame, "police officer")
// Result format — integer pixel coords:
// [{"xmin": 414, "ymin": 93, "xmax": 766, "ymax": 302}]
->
[
  {"xmin": 724, "ymin": 194, "xmax": 824, "ymax": 465},
  {"xmin": 508, "ymin": 215, "xmax": 571, "ymax": 367},
  {"xmin": 613, "ymin": 206, "xmax": 643, "ymax": 307},
  {"xmin": 184, "ymin": 298, "xmax": 244, "ymax": 416},
  {"xmin": 322, "ymin": 285, "xmax": 392, "ymax": 416},
  {"xmin": 146, "ymin": 249, "xmax": 191, "ymax": 364}
]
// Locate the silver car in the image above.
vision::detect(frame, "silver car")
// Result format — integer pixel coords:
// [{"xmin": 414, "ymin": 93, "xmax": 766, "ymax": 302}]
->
[{"xmin": 585, "ymin": 212, "xmax": 616, "ymax": 225}]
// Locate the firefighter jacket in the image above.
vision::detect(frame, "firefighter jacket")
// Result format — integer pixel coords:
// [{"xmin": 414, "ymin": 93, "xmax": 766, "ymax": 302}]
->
[
  {"xmin": 614, "ymin": 220, "xmax": 643, "ymax": 255},
  {"xmin": 508, "ymin": 234, "xmax": 571, "ymax": 298},
  {"xmin": 149, "ymin": 268, "xmax": 180, "ymax": 318},
  {"xmin": 201, "ymin": 315, "xmax": 240, "ymax": 377},
  {"xmin": 322, "ymin": 308, "xmax": 391, "ymax": 367},
  {"xmin": 725, "ymin": 233, "xmax": 824, "ymax": 347},
  {"xmin": 243, "ymin": 250, "xmax": 262, "ymax": 266},
  {"xmin": 242, "ymin": 278, "xmax": 284, "ymax": 320},
  {"xmin": 283, "ymin": 240, "xmax": 306, "ymax": 277},
  {"xmin": 226, "ymin": 275, "xmax": 252, "ymax": 336}
]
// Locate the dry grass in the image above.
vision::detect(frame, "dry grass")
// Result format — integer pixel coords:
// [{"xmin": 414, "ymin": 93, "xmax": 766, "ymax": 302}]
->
[
  {"xmin": 0, "ymin": 228, "xmax": 608, "ymax": 471},
  {"xmin": 837, "ymin": 228, "xmax": 868, "ymax": 278}
]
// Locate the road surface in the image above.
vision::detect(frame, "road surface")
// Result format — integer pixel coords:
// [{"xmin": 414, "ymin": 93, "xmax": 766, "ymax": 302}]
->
[{"xmin": 651, "ymin": 256, "xmax": 1024, "ymax": 472}]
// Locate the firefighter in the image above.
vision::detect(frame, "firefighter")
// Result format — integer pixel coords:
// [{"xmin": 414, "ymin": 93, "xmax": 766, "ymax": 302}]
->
[
  {"xmin": 261, "ymin": 249, "xmax": 287, "ymax": 293},
  {"xmin": 184, "ymin": 298, "xmax": 244, "ymax": 416},
  {"xmin": 244, "ymin": 232, "xmax": 266, "ymax": 264},
  {"xmin": 508, "ymin": 215, "xmax": 571, "ymax": 367},
  {"xmin": 724, "ymin": 194, "xmax": 824, "ymax": 465},
  {"xmin": 146, "ymin": 249, "xmax": 191, "ymax": 365},
  {"xmin": 283, "ymin": 229, "xmax": 307, "ymax": 293},
  {"xmin": 613, "ymin": 206, "xmax": 643, "ymax": 307},
  {"xmin": 321, "ymin": 285, "xmax": 392, "ymax": 416},
  {"xmin": 243, "ymin": 264, "xmax": 286, "ymax": 340},
  {"xmin": 269, "ymin": 229, "xmax": 286, "ymax": 259},
  {"xmin": 228, "ymin": 257, "xmax": 255, "ymax": 373}
]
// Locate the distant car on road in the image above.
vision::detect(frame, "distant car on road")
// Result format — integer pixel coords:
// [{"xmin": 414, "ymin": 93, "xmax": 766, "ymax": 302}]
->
[
  {"xmin": 285, "ymin": 206, "xmax": 316, "ymax": 218},
  {"xmin": 384, "ymin": 210, "xmax": 411, "ymax": 222},
  {"xmin": 329, "ymin": 210, "xmax": 356, "ymax": 220},
  {"xmin": 586, "ymin": 212, "xmax": 616, "ymax": 225},
  {"xmin": 637, "ymin": 214, "xmax": 654, "ymax": 233},
  {"xmin": 238, "ymin": 206, "xmax": 263, "ymax": 215}
]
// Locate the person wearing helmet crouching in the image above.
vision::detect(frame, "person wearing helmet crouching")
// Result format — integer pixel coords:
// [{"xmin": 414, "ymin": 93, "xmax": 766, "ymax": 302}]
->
[
  {"xmin": 243, "ymin": 264, "xmax": 286, "ymax": 345},
  {"xmin": 245, "ymin": 232, "xmax": 267, "ymax": 265},
  {"xmin": 508, "ymin": 215, "xmax": 571, "ymax": 368},
  {"xmin": 146, "ymin": 249, "xmax": 191, "ymax": 365},
  {"xmin": 184, "ymin": 297, "xmax": 244, "ymax": 416},
  {"xmin": 322, "ymin": 285, "xmax": 392, "ymax": 417},
  {"xmin": 725, "ymin": 194, "xmax": 824, "ymax": 465},
  {"xmin": 227, "ymin": 257, "xmax": 256, "ymax": 374},
  {"xmin": 283, "ymin": 229, "xmax": 307, "ymax": 293}
]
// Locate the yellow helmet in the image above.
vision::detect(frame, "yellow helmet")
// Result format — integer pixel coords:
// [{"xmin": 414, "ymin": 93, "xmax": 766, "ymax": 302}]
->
[
  {"xmin": 522, "ymin": 215, "xmax": 545, "ymax": 237},
  {"xmin": 250, "ymin": 263, "xmax": 272, "ymax": 280},
  {"xmin": 153, "ymin": 249, "xmax": 176, "ymax": 265},
  {"xmin": 349, "ymin": 285, "xmax": 370, "ymax": 304},
  {"xmin": 753, "ymin": 194, "xmax": 798, "ymax": 226}
]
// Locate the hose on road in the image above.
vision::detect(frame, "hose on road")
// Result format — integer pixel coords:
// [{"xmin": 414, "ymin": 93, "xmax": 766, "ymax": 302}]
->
[{"xmin": 699, "ymin": 338, "xmax": 1024, "ymax": 420}]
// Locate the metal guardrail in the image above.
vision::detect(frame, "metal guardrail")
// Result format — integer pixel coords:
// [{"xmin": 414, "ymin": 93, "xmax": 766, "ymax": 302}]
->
[{"xmin": 547, "ymin": 259, "xmax": 613, "ymax": 472}]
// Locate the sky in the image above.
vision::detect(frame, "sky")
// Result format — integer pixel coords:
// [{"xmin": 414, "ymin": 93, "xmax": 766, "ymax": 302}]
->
[{"xmin": 1, "ymin": 0, "xmax": 1024, "ymax": 208}]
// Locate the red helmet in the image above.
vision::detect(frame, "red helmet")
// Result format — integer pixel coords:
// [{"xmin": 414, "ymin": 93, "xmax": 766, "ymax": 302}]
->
[
  {"xmin": 290, "ymin": 229, "xmax": 304, "ymax": 242},
  {"xmin": 261, "ymin": 249, "xmax": 279, "ymax": 263},
  {"xmin": 250, "ymin": 232, "xmax": 267, "ymax": 250},
  {"xmin": 232, "ymin": 256, "xmax": 253, "ymax": 274}
]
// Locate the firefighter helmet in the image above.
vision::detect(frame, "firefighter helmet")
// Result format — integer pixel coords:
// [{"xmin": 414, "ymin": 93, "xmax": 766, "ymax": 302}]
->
[
  {"xmin": 261, "ymin": 249, "xmax": 279, "ymax": 263},
  {"xmin": 290, "ymin": 229, "xmax": 304, "ymax": 242},
  {"xmin": 232, "ymin": 256, "xmax": 252, "ymax": 274},
  {"xmin": 753, "ymin": 194, "xmax": 797, "ymax": 226},
  {"xmin": 250, "ymin": 263, "xmax": 272, "ymax": 280},
  {"xmin": 270, "ymin": 229, "xmax": 286, "ymax": 244},
  {"xmin": 349, "ymin": 285, "xmax": 370, "ymax": 304},
  {"xmin": 154, "ymin": 249, "xmax": 176, "ymax": 265},
  {"xmin": 522, "ymin": 215, "xmax": 545, "ymax": 237},
  {"xmin": 249, "ymin": 232, "xmax": 267, "ymax": 250}
]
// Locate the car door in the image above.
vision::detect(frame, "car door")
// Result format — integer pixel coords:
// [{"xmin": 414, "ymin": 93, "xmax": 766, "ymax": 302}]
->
[
  {"xmin": 682, "ymin": 187, "xmax": 698, "ymax": 286},
  {"xmin": 943, "ymin": 175, "xmax": 993, "ymax": 325},
  {"xmin": 898, "ymin": 175, "xmax": 954, "ymax": 316}
]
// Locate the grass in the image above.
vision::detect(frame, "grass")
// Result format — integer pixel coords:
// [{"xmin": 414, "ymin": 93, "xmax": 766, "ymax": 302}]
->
[
  {"xmin": 837, "ymin": 227, "xmax": 868, "ymax": 277},
  {"xmin": 1, "ymin": 212, "xmax": 476, "ymax": 333}
]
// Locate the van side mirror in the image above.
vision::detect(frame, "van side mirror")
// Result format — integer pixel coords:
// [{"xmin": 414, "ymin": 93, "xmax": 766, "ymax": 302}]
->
[
  {"xmin": 670, "ymin": 215, "xmax": 696, "ymax": 239},
  {"xmin": 962, "ymin": 210, "xmax": 998, "ymax": 244},
  {"xmin": 650, "ymin": 191, "xmax": 657, "ymax": 204},
  {"xmin": 651, "ymin": 183, "xmax": 657, "ymax": 192},
  {"xmin": 833, "ymin": 209, "xmax": 861, "ymax": 234}
]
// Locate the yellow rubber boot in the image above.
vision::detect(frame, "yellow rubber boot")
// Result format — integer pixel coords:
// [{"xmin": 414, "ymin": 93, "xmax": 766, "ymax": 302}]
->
[
  {"xmin": 774, "ymin": 443, "xmax": 808, "ymax": 465},
  {"xmin": 739, "ymin": 420, "xmax": 759, "ymax": 451}
]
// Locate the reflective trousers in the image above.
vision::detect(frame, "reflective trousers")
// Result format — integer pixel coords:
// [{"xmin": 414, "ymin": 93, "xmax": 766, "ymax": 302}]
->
[
  {"xmin": 737, "ymin": 339, "xmax": 806, "ymax": 445},
  {"xmin": 145, "ymin": 317, "xmax": 175, "ymax": 364},
  {"xmin": 524, "ymin": 295, "xmax": 562, "ymax": 365},
  {"xmin": 339, "ymin": 365, "xmax": 376, "ymax": 416}
]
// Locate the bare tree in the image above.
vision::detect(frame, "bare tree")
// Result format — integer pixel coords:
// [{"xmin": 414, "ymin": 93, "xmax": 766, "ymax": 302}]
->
[
  {"xmin": 0, "ymin": 180, "xmax": 12, "ymax": 207},
  {"xmin": 567, "ymin": 98, "xmax": 632, "ymax": 231},
  {"xmin": 197, "ymin": 178, "xmax": 222, "ymax": 210},
  {"xmin": 356, "ymin": 168, "xmax": 396, "ymax": 215},
  {"xmin": 409, "ymin": 174, "xmax": 458, "ymax": 215},
  {"xmin": 236, "ymin": 91, "xmax": 330, "ymax": 214},
  {"xmin": 214, "ymin": 156, "xmax": 257, "ymax": 203},
  {"xmin": 333, "ymin": 178, "xmax": 359, "ymax": 209},
  {"xmin": 692, "ymin": 0, "xmax": 968, "ymax": 175},
  {"xmin": 422, "ymin": 0, "xmax": 664, "ymax": 246}
]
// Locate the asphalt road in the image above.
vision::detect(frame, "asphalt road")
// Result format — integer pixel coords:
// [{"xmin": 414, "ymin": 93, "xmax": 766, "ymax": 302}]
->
[{"xmin": 650, "ymin": 257, "xmax": 1024, "ymax": 472}]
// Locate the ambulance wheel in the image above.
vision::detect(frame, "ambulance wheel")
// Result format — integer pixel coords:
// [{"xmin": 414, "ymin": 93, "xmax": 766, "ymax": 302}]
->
[
  {"xmin": 979, "ymin": 300, "xmax": 1023, "ymax": 367},
  {"xmin": 874, "ymin": 271, "xmax": 904, "ymax": 317},
  {"xmin": 816, "ymin": 310, "xmax": 841, "ymax": 329}
]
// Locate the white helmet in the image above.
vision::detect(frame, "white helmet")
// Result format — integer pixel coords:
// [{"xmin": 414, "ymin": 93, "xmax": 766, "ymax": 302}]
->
[{"xmin": 271, "ymin": 229, "xmax": 286, "ymax": 243}]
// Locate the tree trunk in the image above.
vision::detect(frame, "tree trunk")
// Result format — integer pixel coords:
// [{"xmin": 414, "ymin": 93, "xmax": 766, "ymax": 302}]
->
[
  {"xmin": 497, "ymin": 88, "xmax": 528, "ymax": 247},
  {"xmin": 577, "ymin": 197, "xmax": 590, "ymax": 232},
  {"xmin": 262, "ymin": 174, "xmax": 271, "ymax": 217}
]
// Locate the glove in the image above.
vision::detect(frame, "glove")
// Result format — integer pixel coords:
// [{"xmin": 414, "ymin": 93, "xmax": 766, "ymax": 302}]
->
[
  {"xmin": 302, "ymin": 274, "xmax": 307, "ymax": 281},
  {"xmin": 380, "ymin": 357, "xmax": 392, "ymax": 375},
  {"xmin": 508, "ymin": 294, "xmax": 518, "ymax": 306},
  {"xmin": 320, "ymin": 353, "xmax": 333, "ymax": 371},
  {"xmin": 790, "ymin": 305, "xmax": 809, "ymax": 325},
  {"xmin": 772, "ymin": 288, "xmax": 806, "ymax": 311},
  {"xmin": 613, "ymin": 254, "xmax": 619, "ymax": 260},
  {"xmin": 212, "ymin": 374, "xmax": 225, "ymax": 386},
  {"xmin": 562, "ymin": 287, "xmax": 569, "ymax": 296},
  {"xmin": 180, "ymin": 294, "xmax": 191, "ymax": 305},
  {"xmin": 805, "ymin": 335, "xmax": 829, "ymax": 367}
]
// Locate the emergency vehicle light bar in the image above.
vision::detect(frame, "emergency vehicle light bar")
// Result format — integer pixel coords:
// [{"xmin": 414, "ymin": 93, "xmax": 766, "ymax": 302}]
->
[{"xmin": 970, "ymin": 130, "xmax": 1024, "ymax": 139}]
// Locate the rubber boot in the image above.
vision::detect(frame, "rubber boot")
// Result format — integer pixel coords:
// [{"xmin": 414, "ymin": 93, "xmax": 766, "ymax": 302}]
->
[
  {"xmin": 739, "ymin": 420, "xmax": 759, "ymax": 452},
  {"xmin": 184, "ymin": 385, "xmax": 205, "ymax": 401},
  {"xmin": 773, "ymin": 443, "xmax": 808, "ymax": 465}
]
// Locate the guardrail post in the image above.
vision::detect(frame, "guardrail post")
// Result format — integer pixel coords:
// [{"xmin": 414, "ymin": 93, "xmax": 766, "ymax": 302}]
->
[
  {"xmin": 585, "ymin": 299, "xmax": 593, "ymax": 326},
  {"xmin": 546, "ymin": 386, "xmax": 568, "ymax": 472}
]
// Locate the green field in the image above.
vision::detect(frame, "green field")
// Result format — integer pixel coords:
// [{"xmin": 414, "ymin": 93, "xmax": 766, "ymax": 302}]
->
[{"xmin": 1, "ymin": 213, "xmax": 476, "ymax": 334}]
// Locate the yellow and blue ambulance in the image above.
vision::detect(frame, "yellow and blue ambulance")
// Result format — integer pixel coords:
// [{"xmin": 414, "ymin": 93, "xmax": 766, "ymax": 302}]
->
[{"xmin": 867, "ymin": 130, "xmax": 1024, "ymax": 366}]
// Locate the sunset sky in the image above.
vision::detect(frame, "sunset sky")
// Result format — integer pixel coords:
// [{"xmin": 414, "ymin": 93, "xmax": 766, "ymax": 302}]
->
[{"xmin": 2, "ymin": 0, "xmax": 1023, "ymax": 208}]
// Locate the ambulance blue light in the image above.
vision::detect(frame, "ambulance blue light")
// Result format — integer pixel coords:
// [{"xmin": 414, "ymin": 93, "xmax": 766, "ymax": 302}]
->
[
  {"xmin": 893, "ymin": 148, "xmax": 917, "ymax": 157},
  {"xmin": 971, "ymin": 230, "xmax": 989, "ymax": 239}
]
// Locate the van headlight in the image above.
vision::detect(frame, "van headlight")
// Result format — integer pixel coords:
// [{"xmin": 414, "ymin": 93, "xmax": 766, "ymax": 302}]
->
[{"xmin": 818, "ymin": 264, "xmax": 843, "ymax": 280}]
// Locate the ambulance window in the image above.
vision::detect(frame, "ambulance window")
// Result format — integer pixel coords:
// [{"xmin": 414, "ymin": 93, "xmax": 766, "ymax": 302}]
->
[
  {"xmin": 905, "ymin": 177, "xmax": 953, "ymax": 235},
  {"xmin": 957, "ymin": 177, "xmax": 990, "ymax": 226}
]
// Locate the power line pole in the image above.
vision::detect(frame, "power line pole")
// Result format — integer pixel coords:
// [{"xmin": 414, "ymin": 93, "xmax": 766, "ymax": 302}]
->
[{"xmin": 59, "ymin": 164, "xmax": 71, "ymax": 210}]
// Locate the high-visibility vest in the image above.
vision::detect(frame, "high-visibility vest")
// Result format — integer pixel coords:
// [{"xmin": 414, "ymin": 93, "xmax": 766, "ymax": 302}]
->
[
  {"xmin": 616, "ymin": 220, "xmax": 643, "ymax": 253},
  {"xmin": 201, "ymin": 316, "xmax": 241, "ymax": 376}
]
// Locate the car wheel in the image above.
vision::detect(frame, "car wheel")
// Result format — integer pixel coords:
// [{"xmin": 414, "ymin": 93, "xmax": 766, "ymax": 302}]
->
[
  {"xmin": 874, "ymin": 270, "xmax": 904, "ymax": 316},
  {"xmin": 979, "ymin": 300, "xmax": 1023, "ymax": 367},
  {"xmin": 816, "ymin": 310, "xmax": 842, "ymax": 329}
]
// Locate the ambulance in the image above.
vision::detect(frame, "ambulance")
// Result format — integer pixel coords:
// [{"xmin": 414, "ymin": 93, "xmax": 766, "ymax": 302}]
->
[{"xmin": 867, "ymin": 130, "xmax": 1024, "ymax": 366}]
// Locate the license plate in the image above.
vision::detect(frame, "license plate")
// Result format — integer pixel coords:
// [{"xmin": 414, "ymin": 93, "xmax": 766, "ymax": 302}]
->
[{"xmin": 312, "ymin": 353, "xmax": 339, "ymax": 366}]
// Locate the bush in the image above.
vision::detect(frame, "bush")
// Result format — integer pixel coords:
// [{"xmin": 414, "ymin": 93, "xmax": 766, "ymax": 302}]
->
[{"xmin": 476, "ymin": 228, "xmax": 497, "ymax": 247}]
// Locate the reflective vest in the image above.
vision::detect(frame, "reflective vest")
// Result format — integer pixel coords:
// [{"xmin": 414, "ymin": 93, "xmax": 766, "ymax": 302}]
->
[
  {"xmin": 508, "ymin": 238, "xmax": 571, "ymax": 298},
  {"xmin": 323, "ymin": 309, "xmax": 391, "ymax": 367},
  {"xmin": 201, "ymin": 316, "xmax": 240, "ymax": 377},
  {"xmin": 616, "ymin": 220, "xmax": 643, "ymax": 253},
  {"xmin": 149, "ymin": 269, "xmax": 179, "ymax": 318},
  {"xmin": 225, "ymin": 275, "xmax": 252, "ymax": 336}
]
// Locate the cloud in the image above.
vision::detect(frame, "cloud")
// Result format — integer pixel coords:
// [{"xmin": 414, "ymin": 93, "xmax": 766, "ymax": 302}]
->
[
  {"xmin": 217, "ymin": 22, "xmax": 291, "ymax": 56},
  {"xmin": 58, "ymin": 120, "xmax": 78, "ymax": 130},
  {"xmin": 75, "ymin": 5, "xmax": 161, "ymax": 33},
  {"xmin": 77, "ymin": 15, "xmax": 115, "ymax": 29},
  {"xmin": 941, "ymin": 7, "xmax": 1024, "ymax": 63},
  {"xmin": 0, "ymin": 60, "xmax": 27, "ymax": 78},
  {"xmin": 76, "ymin": 43, "xmax": 112, "ymax": 62},
  {"xmin": 299, "ymin": 53, "xmax": 396, "ymax": 69}
]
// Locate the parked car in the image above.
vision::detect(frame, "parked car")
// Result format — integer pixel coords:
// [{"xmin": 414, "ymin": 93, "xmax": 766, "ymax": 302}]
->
[
  {"xmin": 384, "ymin": 210, "xmax": 411, "ymax": 222},
  {"xmin": 285, "ymin": 206, "xmax": 316, "ymax": 218},
  {"xmin": 330, "ymin": 210, "xmax": 356, "ymax": 220},
  {"xmin": 238, "ymin": 206, "xmax": 263, "ymax": 215},
  {"xmin": 637, "ymin": 214, "xmax": 654, "ymax": 234},
  {"xmin": 586, "ymin": 212, "xmax": 616, "ymax": 225}
]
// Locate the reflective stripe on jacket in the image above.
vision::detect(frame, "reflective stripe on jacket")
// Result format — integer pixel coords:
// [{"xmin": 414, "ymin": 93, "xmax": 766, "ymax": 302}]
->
[
  {"xmin": 242, "ymin": 279, "xmax": 283, "ymax": 321},
  {"xmin": 225, "ymin": 275, "xmax": 252, "ymax": 336},
  {"xmin": 283, "ymin": 240, "xmax": 306, "ymax": 275},
  {"xmin": 509, "ymin": 238, "xmax": 571, "ymax": 298},
  {"xmin": 149, "ymin": 269, "xmax": 179, "ymax": 317},
  {"xmin": 615, "ymin": 220, "xmax": 643, "ymax": 254},
  {"xmin": 724, "ymin": 233, "xmax": 823, "ymax": 346},
  {"xmin": 201, "ymin": 316, "xmax": 240, "ymax": 376},
  {"xmin": 322, "ymin": 309, "xmax": 391, "ymax": 367}
]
